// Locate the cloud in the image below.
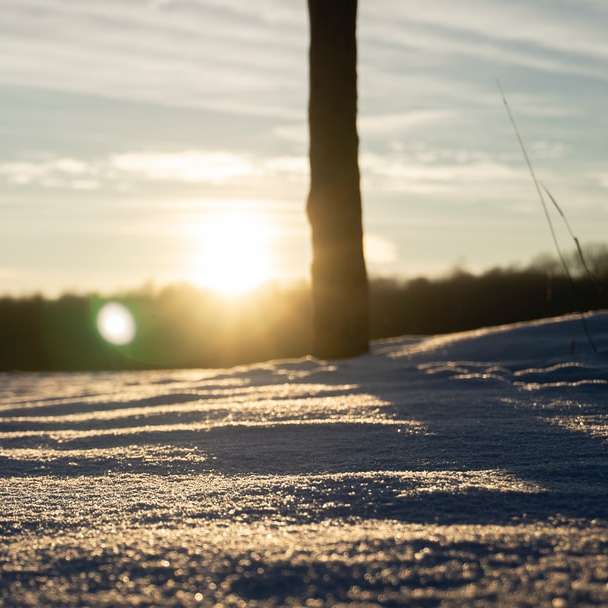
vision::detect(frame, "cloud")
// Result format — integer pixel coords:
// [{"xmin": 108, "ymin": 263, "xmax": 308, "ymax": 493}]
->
[
  {"xmin": 529, "ymin": 141, "xmax": 567, "ymax": 161},
  {"xmin": 360, "ymin": 152, "xmax": 537, "ymax": 199},
  {"xmin": 360, "ymin": 110, "xmax": 454, "ymax": 135},
  {"xmin": 274, "ymin": 111, "xmax": 454, "ymax": 150},
  {"xmin": 3, "ymin": 0, "xmax": 604, "ymax": 127},
  {"xmin": 273, "ymin": 124, "xmax": 307, "ymax": 145},
  {"xmin": 0, "ymin": 158, "xmax": 97, "ymax": 189},
  {"xmin": 263, "ymin": 156, "xmax": 308, "ymax": 177},
  {"xmin": 362, "ymin": 153, "xmax": 521, "ymax": 182},
  {"xmin": 2, "ymin": 0, "xmax": 606, "ymax": 297},
  {"xmin": 0, "ymin": 146, "xmax": 550, "ymax": 205},
  {"xmin": 591, "ymin": 173, "xmax": 608, "ymax": 189},
  {"xmin": 362, "ymin": 1, "xmax": 608, "ymax": 77},
  {"xmin": 0, "ymin": 151, "xmax": 261, "ymax": 189},
  {"xmin": 110, "ymin": 151, "xmax": 255, "ymax": 183},
  {"xmin": 0, "ymin": 150, "xmax": 310, "ymax": 190},
  {"xmin": 0, "ymin": 0, "xmax": 306, "ymax": 117}
]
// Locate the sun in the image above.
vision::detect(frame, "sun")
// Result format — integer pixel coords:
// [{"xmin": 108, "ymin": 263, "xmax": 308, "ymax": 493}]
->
[{"xmin": 193, "ymin": 210, "xmax": 275, "ymax": 295}]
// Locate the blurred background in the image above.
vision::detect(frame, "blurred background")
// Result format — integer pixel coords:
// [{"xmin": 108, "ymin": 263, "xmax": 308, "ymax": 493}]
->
[{"xmin": 2, "ymin": 0, "xmax": 607, "ymax": 369}]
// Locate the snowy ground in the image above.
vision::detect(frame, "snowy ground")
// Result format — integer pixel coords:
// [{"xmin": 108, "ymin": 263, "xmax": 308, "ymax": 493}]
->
[{"xmin": 1, "ymin": 312, "xmax": 607, "ymax": 607}]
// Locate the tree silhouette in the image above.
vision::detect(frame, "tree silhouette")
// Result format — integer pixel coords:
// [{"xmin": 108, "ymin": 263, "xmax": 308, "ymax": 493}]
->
[{"xmin": 307, "ymin": 0, "xmax": 369, "ymax": 359}]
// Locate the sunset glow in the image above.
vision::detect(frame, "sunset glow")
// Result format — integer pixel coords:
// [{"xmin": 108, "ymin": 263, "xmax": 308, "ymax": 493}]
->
[
  {"xmin": 194, "ymin": 211, "xmax": 276, "ymax": 295},
  {"xmin": 4, "ymin": 2, "xmax": 608, "ymax": 295}
]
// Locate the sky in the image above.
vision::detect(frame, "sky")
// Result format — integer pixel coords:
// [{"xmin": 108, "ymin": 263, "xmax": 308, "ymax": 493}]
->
[{"xmin": 2, "ymin": 0, "xmax": 608, "ymax": 295}]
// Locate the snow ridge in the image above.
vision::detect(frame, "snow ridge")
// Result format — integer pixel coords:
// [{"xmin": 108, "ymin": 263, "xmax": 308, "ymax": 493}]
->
[{"xmin": 1, "ymin": 313, "xmax": 607, "ymax": 606}]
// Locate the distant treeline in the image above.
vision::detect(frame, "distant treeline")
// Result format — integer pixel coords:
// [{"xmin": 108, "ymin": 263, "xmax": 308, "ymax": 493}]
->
[{"xmin": 2, "ymin": 246, "xmax": 607, "ymax": 371}]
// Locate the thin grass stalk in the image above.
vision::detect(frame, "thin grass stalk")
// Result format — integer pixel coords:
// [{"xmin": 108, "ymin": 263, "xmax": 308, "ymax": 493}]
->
[
  {"xmin": 541, "ymin": 183, "xmax": 602, "ymax": 296},
  {"xmin": 498, "ymin": 80, "xmax": 598, "ymax": 353}
]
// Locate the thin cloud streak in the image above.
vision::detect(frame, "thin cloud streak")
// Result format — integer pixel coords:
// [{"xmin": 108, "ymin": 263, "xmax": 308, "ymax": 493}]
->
[{"xmin": 1, "ymin": 0, "xmax": 607, "ymax": 294}]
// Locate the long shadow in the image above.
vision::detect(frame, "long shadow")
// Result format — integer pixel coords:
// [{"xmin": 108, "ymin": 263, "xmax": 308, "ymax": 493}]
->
[{"xmin": 3, "ymin": 343, "xmax": 607, "ymax": 526}]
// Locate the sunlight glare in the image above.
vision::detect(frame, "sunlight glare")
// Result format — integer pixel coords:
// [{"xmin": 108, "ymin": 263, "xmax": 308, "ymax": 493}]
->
[
  {"xmin": 96, "ymin": 302, "xmax": 136, "ymax": 345},
  {"xmin": 194, "ymin": 211, "xmax": 275, "ymax": 295}
]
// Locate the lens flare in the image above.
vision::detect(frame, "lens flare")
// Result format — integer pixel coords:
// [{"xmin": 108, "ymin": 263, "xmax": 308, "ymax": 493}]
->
[{"xmin": 96, "ymin": 302, "xmax": 136, "ymax": 345}]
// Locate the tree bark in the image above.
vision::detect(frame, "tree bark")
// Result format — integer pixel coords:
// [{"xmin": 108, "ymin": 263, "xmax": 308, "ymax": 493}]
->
[{"xmin": 307, "ymin": 0, "xmax": 369, "ymax": 359}]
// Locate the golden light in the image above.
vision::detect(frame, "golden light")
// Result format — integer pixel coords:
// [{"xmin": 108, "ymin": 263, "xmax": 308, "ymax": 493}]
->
[
  {"xmin": 96, "ymin": 302, "xmax": 136, "ymax": 345},
  {"xmin": 194, "ymin": 210, "xmax": 275, "ymax": 295}
]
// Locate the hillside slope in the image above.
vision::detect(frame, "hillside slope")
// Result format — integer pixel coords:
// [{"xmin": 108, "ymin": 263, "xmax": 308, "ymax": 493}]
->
[{"xmin": 1, "ymin": 312, "xmax": 607, "ymax": 606}]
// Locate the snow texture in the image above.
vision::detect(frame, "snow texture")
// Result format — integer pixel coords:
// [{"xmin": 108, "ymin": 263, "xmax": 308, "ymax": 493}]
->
[{"xmin": 1, "ymin": 312, "xmax": 607, "ymax": 607}]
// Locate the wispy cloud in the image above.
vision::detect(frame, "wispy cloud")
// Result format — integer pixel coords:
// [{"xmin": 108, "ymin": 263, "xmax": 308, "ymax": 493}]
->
[
  {"xmin": 363, "ymin": 1, "xmax": 608, "ymax": 79},
  {"xmin": 0, "ymin": 0, "xmax": 306, "ymax": 116},
  {"xmin": 360, "ymin": 110, "xmax": 455, "ymax": 134},
  {"xmin": 0, "ymin": 158, "xmax": 99, "ymax": 189},
  {"xmin": 591, "ymin": 173, "xmax": 608, "ymax": 189},
  {"xmin": 110, "ymin": 151, "xmax": 255, "ymax": 183},
  {"xmin": 0, "ymin": 143, "xmax": 577, "ymax": 211},
  {"xmin": 274, "ymin": 110, "xmax": 455, "ymax": 149},
  {"xmin": 0, "ymin": 150, "xmax": 309, "ymax": 190},
  {"xmin": 3, "ymin": 0, "xmax": 604, "ymax": 119},
  {"xmin": 2, "ymin": 0, "xmax": 608, "ymax": 293},
  {"xmin": 363, "ymin": 160, "xmax": 523, "ymax": 197}
]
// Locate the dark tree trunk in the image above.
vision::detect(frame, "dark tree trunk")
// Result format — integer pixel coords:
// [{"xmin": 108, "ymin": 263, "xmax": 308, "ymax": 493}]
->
[{"xmin": 307, "ymin": 0, "xmax": 369, "ymax": 359}]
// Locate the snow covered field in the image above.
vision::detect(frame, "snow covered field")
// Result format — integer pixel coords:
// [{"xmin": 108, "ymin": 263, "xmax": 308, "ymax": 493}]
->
[{"xmin": 1, "ymin": 312, "xmax": 607, "ymax": 606}]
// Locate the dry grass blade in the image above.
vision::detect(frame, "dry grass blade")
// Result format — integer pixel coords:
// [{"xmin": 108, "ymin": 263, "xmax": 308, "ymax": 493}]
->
[
  {"xmin": 498, "ymin": 80, "xmax": 598, "ymax": 353},
  {"xmin": 541, "ymin": 183, "xmax": 602, "ymax": 295}
]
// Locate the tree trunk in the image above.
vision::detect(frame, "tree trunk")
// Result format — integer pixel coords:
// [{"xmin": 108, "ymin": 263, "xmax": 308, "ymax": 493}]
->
[{"xmin": 307, "ymin": 0, "xmax": 369, "ymax": 359}]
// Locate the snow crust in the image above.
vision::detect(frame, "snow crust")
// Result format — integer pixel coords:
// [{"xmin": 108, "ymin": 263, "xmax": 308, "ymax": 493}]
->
[{"xmin": 1, "ymin": 312, "xmax": 607, "ymax": 606}]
